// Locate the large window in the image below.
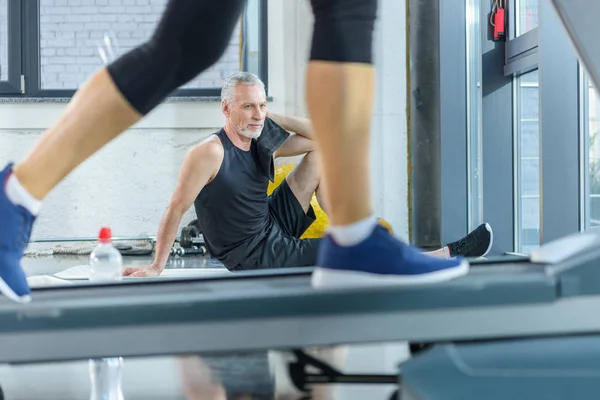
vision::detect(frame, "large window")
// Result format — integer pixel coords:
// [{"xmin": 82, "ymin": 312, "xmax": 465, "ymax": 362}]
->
[
  {"xmin": 582, "ymin": 74, "xmax": 600, "ymax": 229},
  {"xmin": 1, "ymin": 0, "xmax": 268, "ymax": 97},
  {"xmin": 515, "ymin": 69, "xmax": 540, "ymax": 253}
]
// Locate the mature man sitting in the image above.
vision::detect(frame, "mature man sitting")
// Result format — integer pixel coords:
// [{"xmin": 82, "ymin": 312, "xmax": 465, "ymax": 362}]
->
[{"xmin": 123, "ymin": 72, "xmax": 492, "ymax": 277}]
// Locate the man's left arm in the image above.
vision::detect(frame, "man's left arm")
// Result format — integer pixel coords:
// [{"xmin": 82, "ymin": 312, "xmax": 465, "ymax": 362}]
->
[{"xmin": 268, "ymin": 111, "xmax": 316, "ymax": 158}]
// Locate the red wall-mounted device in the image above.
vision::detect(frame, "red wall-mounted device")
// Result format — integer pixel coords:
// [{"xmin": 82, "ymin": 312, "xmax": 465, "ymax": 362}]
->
[{"xmin": 493, "ymin": 8, "xmax": 506, "ymax": 41}]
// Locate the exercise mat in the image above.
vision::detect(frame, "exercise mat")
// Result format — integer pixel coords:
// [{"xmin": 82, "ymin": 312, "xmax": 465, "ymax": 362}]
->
[{"xmin": 25, "ymin": 240, "xmax": 154, "ymax": 257}]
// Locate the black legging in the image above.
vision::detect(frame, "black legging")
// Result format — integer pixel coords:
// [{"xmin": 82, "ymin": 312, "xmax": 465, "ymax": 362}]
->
[{"xmin": 107, "ymin": 0, "xmax": 378, "ymax": 116}]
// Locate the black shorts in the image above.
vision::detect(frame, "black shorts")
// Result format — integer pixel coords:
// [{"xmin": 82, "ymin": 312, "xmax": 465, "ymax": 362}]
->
[{"xmin": 233, "ymin": 179, "xmax": 322, "ymax": 270}]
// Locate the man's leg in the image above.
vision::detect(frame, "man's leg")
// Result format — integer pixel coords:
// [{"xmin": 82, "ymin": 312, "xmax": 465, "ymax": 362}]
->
[
  {"xmin": 287, "ymin": 149, "xmax": 492, "ymax": 260},
  {"xmin": 285, "ymin": 150, "xmax": 326, "ymax": 213},
  {"xmin": 425, "ymin": 248, "xmax": 451, "ymax": 259},
  {"xmin": 243, "ymin": 155, "xmax": 324, "ymax": 269},
  {"xmin": 0, "ymin": 0, "xmax": 246, "ymax": 302},
  {"xmin": 267, "ymin": 158, "xmax": 318, "ymax": 244},
  {"xmin": 306, "ymin": 0, "xmax": 469, "ymax": 287}
]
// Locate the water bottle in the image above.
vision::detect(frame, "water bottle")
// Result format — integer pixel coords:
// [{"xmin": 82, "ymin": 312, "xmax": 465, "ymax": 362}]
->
[
  {"xmin": 89, "ymin": 358, "xmax": 125, "ymax": 400},
  {"xmin": 88, "ymin": 227, "xmax": 125, "ymax": 400},
  {"xmin": 89, "ymin": 227, "xmax": 123, "ymax": 282}
]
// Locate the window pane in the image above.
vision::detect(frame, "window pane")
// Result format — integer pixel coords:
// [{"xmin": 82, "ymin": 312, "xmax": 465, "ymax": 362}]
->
[
  {"xmin": 519, "ymin": 69, "xmax": 538, "ymax": 84},
  {"xmin": 590, "ymin": 195, "xmax": 600, "ymax": 229},
  {"xmin": 516, "ymin": 69, "xmax": 540, "ymax": 252},
  {"xmin": 587, "ymin": 78, "xmax": 600, "ymax": 229},
  {"xmin": 519, "ymin": 86, "xmax": 539, "ymax": 119},
  {"xmin": 244, "ymin": 0, "xmax": 262, "ymax": 77},
  {"xmin": 0, "ymin": 0, "xmax": 8, "ymax": 81},
  {"xmin": 520, "ymin": 121, "xmax": 539, "ymax": 158},
  {"xmin": 520, "ymin": 196, "xmax": 541, "ymax": 253},
  {"xmin": 39, "ymin": 0, "xmax": 245, "ymax": 90},
  {"xmin": 520, "ymin": 158, "xmax": 539, "ymax": 196},
  {"xmin": 517, "ymin": 0, "xmax": 539, "ymax": 36}
]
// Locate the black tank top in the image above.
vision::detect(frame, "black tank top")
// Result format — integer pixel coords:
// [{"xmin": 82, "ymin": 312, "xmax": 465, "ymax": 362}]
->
[{"xmin": 194, "ymin": 129, "xmax": 272, "ymax": 267}]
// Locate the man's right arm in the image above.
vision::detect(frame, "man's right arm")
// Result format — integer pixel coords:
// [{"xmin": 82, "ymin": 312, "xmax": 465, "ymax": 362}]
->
[
  {"xmin": 268, "ymin": 111, "xmax": 316, "ymax": 158},
  {"xmin": 123, "ymin": 140, "xmax": 223, "ymax": 276}
]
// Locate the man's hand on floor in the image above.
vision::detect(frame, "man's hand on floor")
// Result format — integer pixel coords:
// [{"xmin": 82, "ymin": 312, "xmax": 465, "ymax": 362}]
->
[{"xmin": 122, "ymin": 264, "xmax": 163, "ymax": 277}]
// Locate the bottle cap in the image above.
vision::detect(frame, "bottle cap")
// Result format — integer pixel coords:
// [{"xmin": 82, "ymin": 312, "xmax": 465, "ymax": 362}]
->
[{"xmin": 98, "ymin": 227, "xmax": 112, "ymax": 243}]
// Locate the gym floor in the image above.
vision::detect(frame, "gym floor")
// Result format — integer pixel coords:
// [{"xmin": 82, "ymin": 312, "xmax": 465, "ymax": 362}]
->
[
  {"xmin": 22, "ymin": 251, "xmax": 224, "ymax": 277},
  {"xmin": 6, "ymin": 253, "xmax": 408, "ymax": 400}
]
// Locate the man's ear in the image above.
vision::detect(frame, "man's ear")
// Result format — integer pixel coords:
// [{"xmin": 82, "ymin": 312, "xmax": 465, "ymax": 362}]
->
[{"xmin": 221, "ymin": 101, "xmax": 229, "ymax": 117}]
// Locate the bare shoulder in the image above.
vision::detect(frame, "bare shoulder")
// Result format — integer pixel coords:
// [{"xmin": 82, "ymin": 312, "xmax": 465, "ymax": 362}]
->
[
  {"xmin": 188, "ymin": 135, "xmax": 224, "ymax": 164},
  {"xmin": 181, "ymin": 135, "xmax": 224, "ymax": 185}
]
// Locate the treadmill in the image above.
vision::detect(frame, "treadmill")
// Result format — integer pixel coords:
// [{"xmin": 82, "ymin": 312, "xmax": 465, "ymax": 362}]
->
[{"xmin": 3, "ymin": 229, "xmax": 600, "ymax": 399}]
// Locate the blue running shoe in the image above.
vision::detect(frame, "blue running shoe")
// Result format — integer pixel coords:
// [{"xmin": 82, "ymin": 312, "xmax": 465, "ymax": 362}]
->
[
  {"xmin": 312, "ymin": 225, "xmax": 469, "ymax": 289},
  {"xmin": 0, "ymin": 164, "xmax": 33, "ymax": 303}
]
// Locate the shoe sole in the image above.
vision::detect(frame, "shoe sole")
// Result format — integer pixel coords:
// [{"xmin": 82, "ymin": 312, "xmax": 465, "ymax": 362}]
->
[
  {"xmin": 311, "ymin": 259, "xmax": 470, "ymax": 289},
  {"xmin": 0, "ymin": 277, "xmax": 31, "ymax": 304},
  {"xmin": 482, "ymin": 223, "xmax": 494, "ymax": 258}
]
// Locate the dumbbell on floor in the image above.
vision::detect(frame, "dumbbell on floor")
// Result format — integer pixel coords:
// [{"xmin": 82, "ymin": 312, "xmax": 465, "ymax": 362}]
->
[
  {"xmin": 171, "ymin": 220, "xmax": 208, "ymax": 257},
  {"xmin": 170, "ymin": 246, "xmax": 207, "ymax": 257},
  {"xmin": 179, "ymin": 220, "xmax": 206, "ymax": 249}
]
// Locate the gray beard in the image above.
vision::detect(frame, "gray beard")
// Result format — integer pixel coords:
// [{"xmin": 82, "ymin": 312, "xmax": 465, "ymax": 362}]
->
[{"xmin": 239, "ymin": 127, "xmax": 263, "ymax": 139}]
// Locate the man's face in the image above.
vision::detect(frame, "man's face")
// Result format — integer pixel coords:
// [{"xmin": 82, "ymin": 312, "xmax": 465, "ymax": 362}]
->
[{"xmin": 224, "ymin": 84, "xmax": 267, "ymax": 140}]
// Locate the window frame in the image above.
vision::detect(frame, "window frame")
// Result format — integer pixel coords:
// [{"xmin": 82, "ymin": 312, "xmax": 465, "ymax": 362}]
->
[
  {"xmin": 580, "ymin": 67, "xmax": 591, "ymax": 231},
  {"xmin": 0, "ymin": 0, "xmax": 23, "ymax": 94},
  {"xmin": 10, "ymin": 0, "xmax": 268, "ymax": 98}
]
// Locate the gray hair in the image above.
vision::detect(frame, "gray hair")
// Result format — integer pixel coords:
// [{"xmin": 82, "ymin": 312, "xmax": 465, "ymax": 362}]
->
[{"xmin": 221, "ymin": 72, "xmax": 265, "ymax": 104}]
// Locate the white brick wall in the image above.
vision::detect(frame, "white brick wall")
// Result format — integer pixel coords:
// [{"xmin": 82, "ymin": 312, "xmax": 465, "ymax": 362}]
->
[
  {"xmin": 0, "ymin": 127, "xmax": 213, "ymax": 239},
  {"xmin": 39, "ymin": 0, "xmax": 241, "ymax": 90},
  {"xmin": 0, "ymin": 0, "xmax": 7, "ymax": 82}
]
